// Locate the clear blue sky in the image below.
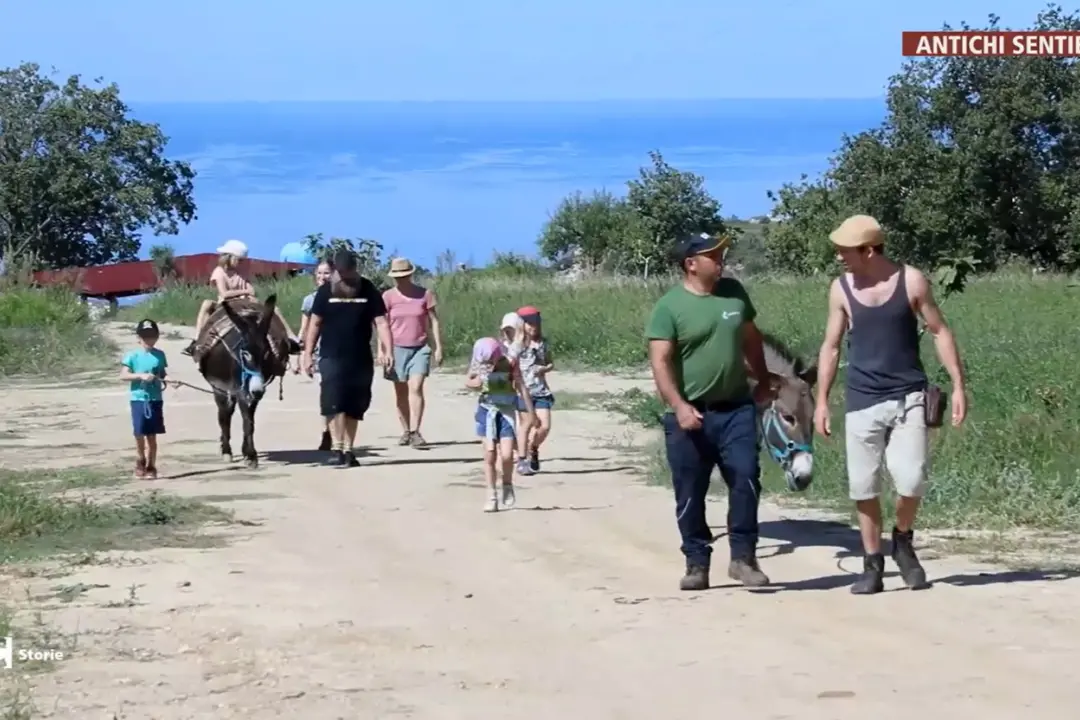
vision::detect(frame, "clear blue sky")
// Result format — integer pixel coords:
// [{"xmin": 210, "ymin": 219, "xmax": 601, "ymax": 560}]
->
[{"xmin": 0, "ymin": 1, "xmax": 1055, "ymax": 101}]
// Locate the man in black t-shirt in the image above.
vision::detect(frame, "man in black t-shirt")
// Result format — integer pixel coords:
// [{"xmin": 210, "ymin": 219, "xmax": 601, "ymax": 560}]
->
[{"xmin": 301, "ymin": 250, "xmax": 392, "ymax": 466}]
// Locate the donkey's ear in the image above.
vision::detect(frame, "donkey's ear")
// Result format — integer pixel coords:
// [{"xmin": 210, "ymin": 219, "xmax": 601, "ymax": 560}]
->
[
  {"xmin": 798, "ymin": 363, "xmax": 818, "ymax": 388},
  {"xmin": 263, "ymin": 294, "xmax": 277, "ymax": 312}
]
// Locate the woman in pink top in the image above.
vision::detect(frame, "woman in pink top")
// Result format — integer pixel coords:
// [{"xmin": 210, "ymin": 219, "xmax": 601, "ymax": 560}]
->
[{"xmin": 383, "ymin": 257, "xmax": 444, "ymax": 448}]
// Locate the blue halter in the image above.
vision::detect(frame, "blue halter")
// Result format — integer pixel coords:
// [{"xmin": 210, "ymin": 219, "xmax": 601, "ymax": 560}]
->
[{"xmin": 760, "ymin": 404, "xmax": 813, "ymax": 491}]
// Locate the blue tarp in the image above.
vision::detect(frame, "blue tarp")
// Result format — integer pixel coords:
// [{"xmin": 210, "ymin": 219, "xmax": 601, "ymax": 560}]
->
[{"xmin": 279, "ymin": 242, "xmax": 317, "ymax": 265}]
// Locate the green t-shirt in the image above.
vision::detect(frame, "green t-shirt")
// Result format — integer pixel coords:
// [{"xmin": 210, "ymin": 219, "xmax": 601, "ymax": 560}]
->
[{"xmin": 645, "ymin": 278, "xmax": 757, "ymax": 404}]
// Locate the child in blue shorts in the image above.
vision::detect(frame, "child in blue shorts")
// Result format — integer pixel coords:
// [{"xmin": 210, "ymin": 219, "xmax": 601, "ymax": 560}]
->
[
  {"xmin": 121, "ymin": 319, "xmax": 168, "ymax": 479},
  {"xmin": 513, "ymin": 306, "xmax": 555, "ymax": 475},
  {"xmin": 465, "ymin": 337, "xmax": 536, "ymax": 512}
]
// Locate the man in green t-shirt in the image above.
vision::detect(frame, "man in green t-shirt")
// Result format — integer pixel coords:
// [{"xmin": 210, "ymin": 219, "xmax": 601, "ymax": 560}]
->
[{"xmin": 646, "ymin": 232, "xmax": 774, "ymax": 591}]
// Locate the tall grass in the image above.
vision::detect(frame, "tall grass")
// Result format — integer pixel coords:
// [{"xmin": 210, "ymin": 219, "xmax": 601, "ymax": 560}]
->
[
  {"xmin": 0, "ymin": 257, "xmax": 115, "ymax": 377},
  {"xmin": 126, "ymin": 268, "xmax": 1080, "ymax": 532}
]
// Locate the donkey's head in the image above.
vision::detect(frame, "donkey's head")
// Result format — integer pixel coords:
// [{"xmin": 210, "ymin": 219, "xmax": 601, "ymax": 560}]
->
[
  {"xmin": 755, "ymin": 334, "xmax": 818, "ymax": 492},
  {"xmin": 217, "ymin": 294, "xmax": 285, "ymax": 401}
]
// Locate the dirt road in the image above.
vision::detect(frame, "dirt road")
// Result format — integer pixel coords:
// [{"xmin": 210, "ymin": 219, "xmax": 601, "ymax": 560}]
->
[{"xmin": 2, "ymin": 327, "xmax": 1079, "ymax": 719}]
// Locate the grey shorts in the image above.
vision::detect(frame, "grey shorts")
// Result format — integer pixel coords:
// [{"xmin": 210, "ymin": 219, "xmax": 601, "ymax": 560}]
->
[
  {"xmin": 386, "ymin": 344, "xmax": 432, "ymax": 382},
  {"xmin": 845, "ymin": 391, "xmax": 929, "ymax": 501}
]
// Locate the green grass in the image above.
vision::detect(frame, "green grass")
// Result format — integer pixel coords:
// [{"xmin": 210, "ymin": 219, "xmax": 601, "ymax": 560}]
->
[
  {"xmin": 0, "ymin": 285, "xmax": 115, "ymax": 378},
  {"xmin": 0, "ymin": 467, "xmax": 233, "ymax": 563},
  {"xmin": 128, "ymin": 268, "xmax": 1080, "ymax": 533}
]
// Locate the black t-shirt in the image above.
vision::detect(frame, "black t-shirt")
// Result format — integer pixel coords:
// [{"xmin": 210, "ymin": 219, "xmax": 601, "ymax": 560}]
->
[{"xmin": 310, "ymin": 277, "xmax": 386, "ymax": 365}]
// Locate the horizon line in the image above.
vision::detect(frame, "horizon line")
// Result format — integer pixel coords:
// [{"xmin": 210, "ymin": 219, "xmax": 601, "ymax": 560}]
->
[{"xmin": 127, "ymin": 96, "xmax": 888, "ymax": 105}]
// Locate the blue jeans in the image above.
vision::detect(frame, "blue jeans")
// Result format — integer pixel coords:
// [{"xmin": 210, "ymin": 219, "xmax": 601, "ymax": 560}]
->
[{"xmin": 661, "ymin": 399, "xmax": 761, "ymax": 568}]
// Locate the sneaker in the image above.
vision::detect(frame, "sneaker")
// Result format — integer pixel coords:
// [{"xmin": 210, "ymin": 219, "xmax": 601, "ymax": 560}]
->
[
  {"xmin": 398, "ymin": 431, "xmax": 412, "ymax": 446},
  {"xmin": 318, "ymin": 431, "xmax": 332, "ymax": 452},
  {"xmin": 287, "ymin": 338, "xmax": 301, "ymax": 354},
  {"xmin": 343, "ymin": 451, "xmax": 360, "ymax": 468},
  {"xmin": 483, "ymin": 495, "xmax": 499, "ymax": 513},
  {"xmin": 145, "ymin": 465, "xmax": 158, "ymax": 480},
  {"xmin": 501, "ymin": 482, "xmax": 516, "ymax": 508},
  {"xmin": 324, "ymin": 450, "xmax": 346, "ymax": 467},
  {"xmin": 850, "ymin": 553, "xmax": 886, "ymax": 595},
  {"xmin": 891, "ymin": 527, "xmax": 929, "ymax": 589},
  {"xmin": 679, "ymin": 564, "xmax": 710, "ymax": 591},
  {"xmin": 529, "ymin": 449, "xmax": 540, "ymax": 472},
  {"xmin": 181, "ymin": 340, "xmax": 196, "ymax": 357},
  {"xmin": 134, "ymin": 459, "xmax": 147, "ymax": 479},
  {"xmin": 727, "ymin": 557, "xmax": 770, "ymax": 587},
  {"xmin": 409, "ymin": 432, "xmax": 427, "ymax": 449},
  {"xmin": 516, "ymin": 458, "xmax": 535, "ymax": 476}
]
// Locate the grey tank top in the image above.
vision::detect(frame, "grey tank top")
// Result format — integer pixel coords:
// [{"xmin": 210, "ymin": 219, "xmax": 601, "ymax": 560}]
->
[{"xmin": 839, "ymin": 269, "xmax": 927, "ymax": 413}]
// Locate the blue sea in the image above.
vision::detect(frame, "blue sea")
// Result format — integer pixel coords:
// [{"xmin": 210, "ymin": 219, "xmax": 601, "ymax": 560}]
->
[{"xmin": 131, "ymin": 99, "xmax": 886, "ymax": 268}]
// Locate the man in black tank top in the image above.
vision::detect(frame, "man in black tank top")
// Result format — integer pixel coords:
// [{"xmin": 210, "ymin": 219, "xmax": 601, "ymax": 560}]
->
[{"xmin": 813, "ymin": 215, "xmax": 968, "ymax": 595}]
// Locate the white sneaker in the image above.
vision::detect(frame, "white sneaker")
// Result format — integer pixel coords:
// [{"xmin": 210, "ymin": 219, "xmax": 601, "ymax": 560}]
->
[
  {"xmin": 483, "ymin": 495, "xmax": 499, "ymax": 513},
  {"xmin": 501, "ymin": 483, "xmax": 516, "ymax": 509}
]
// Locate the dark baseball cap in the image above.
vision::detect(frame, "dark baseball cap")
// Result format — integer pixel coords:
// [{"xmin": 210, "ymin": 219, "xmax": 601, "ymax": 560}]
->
[
  {"xmin": 672, "ymin": 232, "xmax": 732, "ymax": 262},
  {"xmin": 135, "ymin": 318, "xmax": 160, "ymax": 335}
]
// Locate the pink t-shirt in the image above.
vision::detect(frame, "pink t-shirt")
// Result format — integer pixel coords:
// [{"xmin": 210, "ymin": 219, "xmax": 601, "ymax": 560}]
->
[{"xmin": 383, "ymin": 287, "xmax": 435, "ymax": 347}]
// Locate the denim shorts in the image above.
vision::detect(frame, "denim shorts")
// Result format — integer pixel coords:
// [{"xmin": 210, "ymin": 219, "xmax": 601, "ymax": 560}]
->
[
  {"xmin": 474, "ymin": 405, "xmax": 516, "ymax": 440},
  {"xmin": 515, "ymin": 394, "xmax": 555, "ymax": 411},
  {"xmin": 387, "ymin": 344, "xmax": 432, "ymax": 381},
  {"xmin": 131, "ymin": 401, "xmax": 165, "ymax": 436}
]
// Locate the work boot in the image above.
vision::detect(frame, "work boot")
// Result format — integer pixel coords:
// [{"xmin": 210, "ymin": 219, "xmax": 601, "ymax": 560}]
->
[
  {"xmin": 679, "ymin": 564, "xmax": 710, "ymax": 591},
  {"xmin": 850, "ymin": 553, "xmax": 885, "ymax": 594},
  {"xmin": 891, "ymin": 527, "xmax": 929, "ymax": 589},
  {"xmin": 728, "ymin": 557, "xmax": 770, "ymax": 587},
  {"xmin": 318, "ymin": 431, "xmax": 332, "ymax": 451}
]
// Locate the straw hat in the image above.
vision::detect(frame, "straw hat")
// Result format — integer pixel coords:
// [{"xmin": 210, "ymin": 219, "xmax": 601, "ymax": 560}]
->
[
  {"xmin": 216, "ymin": 239, "xmax": 249, "ymax": 258},
  {"xmin": 387, "ymin": 257, "xmax": 415, "ymax": 278},
  {"xmin": 829, "ymin": 215, "xmax": 884, "ymax": 248}
]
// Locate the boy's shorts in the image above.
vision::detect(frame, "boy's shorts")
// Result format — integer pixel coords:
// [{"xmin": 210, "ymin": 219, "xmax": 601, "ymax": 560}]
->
[
  {"xmin": 474, "ymin": 405, "xmax": 516, "ymax": 440},
  {"xmin": 515, "ymin": 394, "xmax": 555, "ymax": 411},
  {"xmin": 131, "ymin": 401, "xmax": 166, "ymax": 436}
]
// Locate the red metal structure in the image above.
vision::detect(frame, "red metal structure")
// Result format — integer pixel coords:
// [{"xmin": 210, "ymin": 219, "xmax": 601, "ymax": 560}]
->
[{"xmin": 32, "ymin": 253, "xmax": 312, "ymax": 301}]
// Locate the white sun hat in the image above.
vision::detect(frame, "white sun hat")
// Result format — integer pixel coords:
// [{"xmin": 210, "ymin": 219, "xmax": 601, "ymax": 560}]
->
[
  {"xmin": 500, "ymin": 312, "xmax": 523, "ymax": 330},
  {"xmin": 216, "ymin": 239, "xmax": 249, "ymax": 258}
]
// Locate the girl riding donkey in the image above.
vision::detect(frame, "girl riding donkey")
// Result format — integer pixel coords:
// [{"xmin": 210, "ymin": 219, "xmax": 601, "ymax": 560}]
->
[{"xmin": 183, "ymin": 239, "xmax": 301, "ymax": 358}]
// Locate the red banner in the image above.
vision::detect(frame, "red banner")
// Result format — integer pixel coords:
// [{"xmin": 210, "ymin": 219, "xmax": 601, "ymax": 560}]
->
[{"xmin": 902, "ymin": 31, "xmax": 1080, "ymax": 56}]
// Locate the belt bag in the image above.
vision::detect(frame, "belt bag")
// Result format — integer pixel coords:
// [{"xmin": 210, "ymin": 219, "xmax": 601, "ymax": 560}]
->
[{"xmin": 924, "ymin": 384, "xmax": 946, "ymax": 428}]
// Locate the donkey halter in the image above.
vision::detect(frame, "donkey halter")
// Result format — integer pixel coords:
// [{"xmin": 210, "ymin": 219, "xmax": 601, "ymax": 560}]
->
[{"xmin": 760, "ymin": 403, "xmax": 813, "ymax": 473}]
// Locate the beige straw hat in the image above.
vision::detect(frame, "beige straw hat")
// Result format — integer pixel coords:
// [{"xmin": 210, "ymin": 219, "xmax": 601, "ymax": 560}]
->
[
  {"xmin": 829, "ymin": 215, "xmax": 884, "ymax": 248},
  {"xmin": 387, "ymin": 257, "xmax": 415, "ymax": 278}
]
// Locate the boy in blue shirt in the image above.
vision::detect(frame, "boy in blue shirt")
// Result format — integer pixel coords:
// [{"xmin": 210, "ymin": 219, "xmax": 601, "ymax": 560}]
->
[{"xmin": 121, "ymin": 319, "xmax": 168, "ymax": 478}]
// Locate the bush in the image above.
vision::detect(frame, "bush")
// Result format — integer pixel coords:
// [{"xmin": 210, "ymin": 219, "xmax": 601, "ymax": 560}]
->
[{"xmin": 0, "ymin": 283, "xmax": 115, "ymax": 377}]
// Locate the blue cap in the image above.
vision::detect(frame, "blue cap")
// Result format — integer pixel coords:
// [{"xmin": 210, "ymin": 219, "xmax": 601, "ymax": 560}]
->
[{"xmin": 673, "ymin": 232, "xmax": 731, "ymax": 261}]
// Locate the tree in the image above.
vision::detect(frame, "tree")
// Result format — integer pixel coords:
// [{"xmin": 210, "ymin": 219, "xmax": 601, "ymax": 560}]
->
[
  {"xmin": 537, "ymin": 152, "xmax": 731, "ymax": 275},
  {"xmin": 301, "ymin": 233, "xmax": 389, "ymax": 286},
  {"xmin": 0, "ymin": 63, "xmax": 197, "ymax": 269},
  {"xmin": 148, "ymin": 243, "xmax": 177, "ymax": 284},
  {"xmin": 537, "ymin": 190, "xmax": 639, "ymax": 270},
  {"xmin": 763, "ymin": 4, "xmax": 1080, "ymax": 278},
  {"xmin": 624, "ymin": 151, "xmax": 732, "ymax": 273}
]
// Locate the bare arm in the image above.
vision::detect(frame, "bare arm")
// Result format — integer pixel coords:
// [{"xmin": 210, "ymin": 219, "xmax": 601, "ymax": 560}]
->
[
  {"xmin": 648, "ymin": 339, "xmax": 689, "ymax": 410},
  {"xmin": 373, "ymin": 315, "xmax": 392, "ymax": 356},
  {"xmin": 514, "ymin": 365, "xmax": 535, "ymax": 414},
  {"xmin": 427, "ymin": 293, "xmax": 444, "ymax": 357},
  {"xmin": 816, "ymin": 279, "xmax": 848, "ymax": 407},
  {"xmin": 303, "ymin": 315, "xmax": 323, "ymax": 360},
  {"xmin": 741, "ymin": 321, "xmax": 770, "ymax": 384},
  {"xmin": 464, "ymin": 361, "xmax": 482, "ymax": 389},
  {"xmin": 909, "ymin": 268, "xmax": 965, "ymax": 391}
]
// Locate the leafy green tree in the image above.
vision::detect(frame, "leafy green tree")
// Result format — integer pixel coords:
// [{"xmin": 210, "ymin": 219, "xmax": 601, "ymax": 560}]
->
[
  {"xmin": 537, "ymin": 190, "xmax": 638, "ymax": 270},
  {"xmin": 0, "ymin": 63, "xmax": 197, "ymax": 269},
  {"xmin": 301, "ymin": 233, "xmax": 389, "ymax": 286},
  {"xmin": 537, "ymin": 152, "xmax": 731, "ymax": 275},
  {"xmin": 625, "ymin": 151, "xmax": 731, "ymax": 272},
  {"xmin": 763, "ymin": 3, "xmax": 1080, "ymax": 279}
]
